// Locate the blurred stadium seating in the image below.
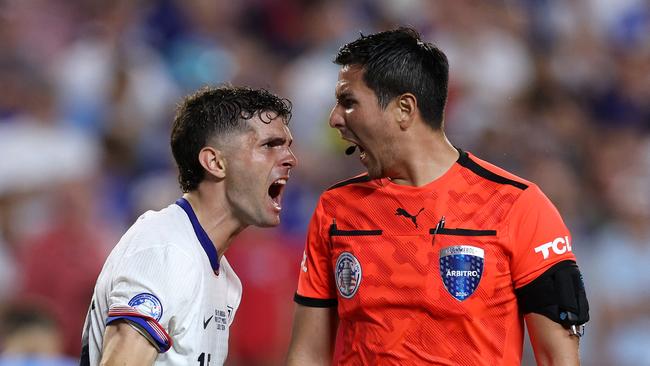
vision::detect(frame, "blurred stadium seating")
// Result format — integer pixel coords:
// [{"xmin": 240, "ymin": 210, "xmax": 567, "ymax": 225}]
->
[{"xmin": 0, "ymin": 1, "xmax": 648, "ymax": 365}]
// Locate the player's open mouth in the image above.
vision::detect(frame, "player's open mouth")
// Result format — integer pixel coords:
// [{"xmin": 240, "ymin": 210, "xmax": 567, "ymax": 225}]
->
[{"xmin": 268, "ymin": 178, "xmax": 287, "ymax": 210}]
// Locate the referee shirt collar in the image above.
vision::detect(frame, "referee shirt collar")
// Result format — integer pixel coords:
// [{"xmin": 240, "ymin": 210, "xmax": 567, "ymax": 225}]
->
[{"xmin": 175, "ymin": 197, "xmax": 220, "ymax": 273}]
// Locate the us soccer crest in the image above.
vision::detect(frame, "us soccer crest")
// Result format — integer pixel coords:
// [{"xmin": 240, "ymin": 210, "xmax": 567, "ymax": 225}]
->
[
  {"xmin": 439, "ymin": 245, "xmax": 484, "ymax": 301},
  {"xmin": 335, "ymin": 252, "xmax": 362, "ymax": 299},
  {"xmin": 129, "ymin": 293, "xmax": 163, "ymax": 321}
]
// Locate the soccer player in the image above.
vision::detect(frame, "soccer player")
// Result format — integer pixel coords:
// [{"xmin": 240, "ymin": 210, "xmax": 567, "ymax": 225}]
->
[
  {"xmin": 80, "ymin": 86, "xmax": 296, "ymax": 365},
  {"xmin": 286, "ymin": 27, "xmax": 589, "ymax": 365}
]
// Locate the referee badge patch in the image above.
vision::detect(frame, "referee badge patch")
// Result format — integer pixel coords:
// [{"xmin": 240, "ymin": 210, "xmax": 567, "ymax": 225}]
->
[
  {"xmin": 440, "ymin": 246, "xmax": 484, "ymax": 301},
  {"xmin": 335, "ymin": 252, "xmax": 362, "ymax": 299},
  {"xmin": 128, "ymin": 293, "xmax": 163, "ymax": 321}
]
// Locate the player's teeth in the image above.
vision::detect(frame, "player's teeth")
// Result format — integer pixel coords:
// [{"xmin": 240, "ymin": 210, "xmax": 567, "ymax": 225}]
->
[{"xmin": 275, "ymin": 179, "xmax": 286, "ymax": 185}]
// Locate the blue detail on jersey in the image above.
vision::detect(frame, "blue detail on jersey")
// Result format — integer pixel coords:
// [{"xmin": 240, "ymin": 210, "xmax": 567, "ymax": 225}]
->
[
  {"xmin": 128, "ymin": 293, "xmax": 163, "ymax": 321},
  {"xmin": 106, "ymin": 315, "xmax": 171, "ymax": 352},
  {"xmin": 176, "ymin": 197, "xmax": 219, "ymax": 272},
  {"xmin": 439, "ymin": 246, "xmax": 484, "ymax": 301}
]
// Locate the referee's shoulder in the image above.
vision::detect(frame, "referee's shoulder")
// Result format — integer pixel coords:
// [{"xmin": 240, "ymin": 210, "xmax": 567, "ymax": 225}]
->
[
  {"xmin": 458, "ymin": 150, "xmax": 532, "ymax": 191},
  {"xmin": 325, "ymin": 172, "xmax": 373, "ymax": 192}
]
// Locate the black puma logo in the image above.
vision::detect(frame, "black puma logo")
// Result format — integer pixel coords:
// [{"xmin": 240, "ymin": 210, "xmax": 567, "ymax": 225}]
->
[{"xmin": 395, "ymin": 207, "xmax": 425, "ymax": 228}]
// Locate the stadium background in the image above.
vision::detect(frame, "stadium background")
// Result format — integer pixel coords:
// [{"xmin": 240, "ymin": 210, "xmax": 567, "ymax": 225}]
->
[{"xmin": 0, "ymin": 0, "xmax": 648, "ymax": 365}]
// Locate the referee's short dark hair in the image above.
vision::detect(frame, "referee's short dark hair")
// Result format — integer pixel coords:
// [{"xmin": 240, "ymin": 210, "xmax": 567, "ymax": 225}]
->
[
  {"xmin": 335, "ymin": 27, "xmax": 449, "ymax": 130},
  {"xmin": 170, "ymin": 85, "xmax": 292, "ymax": 192}
]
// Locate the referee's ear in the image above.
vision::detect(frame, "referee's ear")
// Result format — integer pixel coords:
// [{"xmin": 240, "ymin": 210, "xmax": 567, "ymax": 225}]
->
[
  {"xmin": 198, "ymin": 146, "xmax": 226, "ymax": 180},
  {"xmin": 394, "ymin": 93, "xmax": 417, "ymax": 131}
]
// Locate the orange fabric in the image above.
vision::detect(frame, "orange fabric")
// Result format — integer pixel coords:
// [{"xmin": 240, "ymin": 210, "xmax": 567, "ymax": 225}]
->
[{"xmin": 296, "ymin": 151, "xmax": 577, "ymax": 365}]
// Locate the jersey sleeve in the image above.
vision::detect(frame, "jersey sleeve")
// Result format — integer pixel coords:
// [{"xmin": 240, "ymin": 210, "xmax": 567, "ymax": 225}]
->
[
  {"xmin": 508, "ymin": 184, "xmax": 577, "ymax": 288},
  {"xmin": 106, "ymin": 244, "xmax": 199, "ymax": 352},
  {"xmin": 295, "ymin": 198, "xmax": 338, "ymax": 307}
]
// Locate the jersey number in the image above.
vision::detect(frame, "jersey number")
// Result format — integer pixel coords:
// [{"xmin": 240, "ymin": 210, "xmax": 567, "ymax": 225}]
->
[{"xmin": 197, "ymin": 352, "xmax": 211, "ymax": 366}]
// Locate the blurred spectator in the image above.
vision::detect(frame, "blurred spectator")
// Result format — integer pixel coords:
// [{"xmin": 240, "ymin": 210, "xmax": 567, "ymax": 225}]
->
[
  {"xmin": 0, "ymin": 301, "xmax": 76, "ymax": 366},
  {"xmin": 16, "ymin": 178, "xmax": 111, "ymax": 357},
  {"xmin": 226, "ymin": 229, "xmax": 304, "ymax": 365},
  {"xmin": 579, "ymin": 131, "xmax": 650, "ymax": 365},
  {"xmin": 0, "ymin": 0, "xmax": 648, "ymax": 363}
]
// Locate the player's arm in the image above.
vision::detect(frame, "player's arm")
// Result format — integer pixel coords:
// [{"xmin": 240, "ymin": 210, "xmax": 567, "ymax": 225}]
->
[
  {"xmin": 100, "ymin": 320, "xmax": 157, "ymax": 366},
  {"xmin": 286, "ymin": 304, "xmax": 338, "ymax": 366},
  {"xmin": 525, "ymin": 312, "xmax": 579, "ymax": 366}
]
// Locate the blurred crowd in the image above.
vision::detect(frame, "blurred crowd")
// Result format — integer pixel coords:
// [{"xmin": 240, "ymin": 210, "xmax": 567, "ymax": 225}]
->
[{"xmin": 0, "ymin": 0, "xmax": 648, "ymax": 365}]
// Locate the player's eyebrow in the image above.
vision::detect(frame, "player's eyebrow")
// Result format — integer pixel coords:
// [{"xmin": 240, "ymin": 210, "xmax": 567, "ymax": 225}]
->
[{"xmin": 261, "ymin": 136, "xmax": 292, "ymax": 147}]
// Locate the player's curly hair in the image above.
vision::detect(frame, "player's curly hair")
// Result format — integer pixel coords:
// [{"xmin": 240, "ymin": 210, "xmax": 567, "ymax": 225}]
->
[
  {"xmin": 170, "ymin": 85, "xmax": 292, "ymax": 192},
  {"xmin": 335, "ymin": 27, "xmax": 449, "ymax": 130}
]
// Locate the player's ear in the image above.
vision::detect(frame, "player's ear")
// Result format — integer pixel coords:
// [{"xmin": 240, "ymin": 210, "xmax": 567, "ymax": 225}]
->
[
  {"xmin": 394, "ymin": 93, "xmax": 417, "ymax": 131},
  {"xmin": 198, "ymin": 146, "xmax": 226, "ymax": 179}
]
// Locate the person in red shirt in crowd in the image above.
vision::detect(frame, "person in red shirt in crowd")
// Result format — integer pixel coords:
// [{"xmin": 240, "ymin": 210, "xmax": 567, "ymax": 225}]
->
[
  {"xmin": 287, "ymin": 27, "xmax": 589, "ymax": 366},
  {"xmin": 17, "ymin": 179, "xmax": 109, "ymax": 357}
]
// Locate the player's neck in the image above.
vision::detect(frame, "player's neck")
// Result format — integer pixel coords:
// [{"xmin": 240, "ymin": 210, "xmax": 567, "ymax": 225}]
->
[
  {"xmin": 182, "ymin": 191, "xmax": 246, "ymax": 259},
  {"xmin": 386, "ymin": 129, "xmax": 458, "ymax": 187}
]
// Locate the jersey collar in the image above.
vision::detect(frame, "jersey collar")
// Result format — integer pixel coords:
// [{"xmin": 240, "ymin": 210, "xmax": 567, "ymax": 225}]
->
[{"xmin": 175, "ymin": 197, "xmax": 219, "ymax": 273}]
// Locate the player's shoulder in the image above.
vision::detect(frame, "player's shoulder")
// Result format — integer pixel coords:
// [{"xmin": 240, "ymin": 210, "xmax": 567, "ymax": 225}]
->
[
  {"xmin": 98, "ymin": 203, "xmax": 201, "ymax": 286},
  {"xmin": 115, "ymin": 203, "xmax": 193, "ymax": 256},
  {"xmin": 130, "ymin": 203, "xmax": 185, "ymax": 236},
  {"xmin": 457, "ymin": 149, "xmax": 533, "ymax": 192}
]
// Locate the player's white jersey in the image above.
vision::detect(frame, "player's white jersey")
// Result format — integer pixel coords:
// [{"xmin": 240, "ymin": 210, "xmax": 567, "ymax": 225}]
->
[{"xmin": 81, "ymin": 198, "xmax": 242, "ymax": 366}]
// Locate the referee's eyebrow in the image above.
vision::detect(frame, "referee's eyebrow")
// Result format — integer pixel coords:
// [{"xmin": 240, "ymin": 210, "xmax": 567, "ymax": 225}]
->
[{"xmin": 335, "ymin": 91, "xmax": 353, "ymax": 102}]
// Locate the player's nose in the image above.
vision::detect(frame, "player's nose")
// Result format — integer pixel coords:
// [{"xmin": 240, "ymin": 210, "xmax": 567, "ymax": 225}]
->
[{"xmin": 282, "ymin": 147, "xmax": 297, "ymax": 169}]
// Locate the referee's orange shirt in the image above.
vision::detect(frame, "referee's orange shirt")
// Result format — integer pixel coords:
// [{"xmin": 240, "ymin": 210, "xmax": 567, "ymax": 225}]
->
[{"xmin": 295, "ymin": 150, "xmax": 577, "ymax": 365}]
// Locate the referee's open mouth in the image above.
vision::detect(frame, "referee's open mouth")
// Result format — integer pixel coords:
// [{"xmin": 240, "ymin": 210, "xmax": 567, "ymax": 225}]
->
[
  {"xmin": 344, "ymin": 143, "xmax": 367, "ymax": 163},
  {"xmin": 268, "ymin": 177, "xmax": 287, "ymax": 210},
  {"xmin": 342, "ymin": 135, "xmax": 365, "ymax": 155}
]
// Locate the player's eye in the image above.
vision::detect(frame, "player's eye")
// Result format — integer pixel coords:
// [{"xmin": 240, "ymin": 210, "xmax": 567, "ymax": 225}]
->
[{"xmin": 263, "ymin": 139, "xmax": 285, "ymax": 148}]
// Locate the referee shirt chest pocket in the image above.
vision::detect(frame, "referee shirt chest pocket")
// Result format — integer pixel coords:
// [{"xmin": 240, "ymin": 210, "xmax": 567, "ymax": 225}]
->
[
  {"xmin": 430, "ymin": 227, "xmax": 498, "ymax": 249},
  {"xmin": 327, "ymin": 223, "xmax": 383, "ymax": 302},
  {"xmin": 328, "ymin": 222, "xmax": 383, "ymax": 254},
  {"xmin": 328, "ymin": 222, "xmax": 384, "ymax": 267}
]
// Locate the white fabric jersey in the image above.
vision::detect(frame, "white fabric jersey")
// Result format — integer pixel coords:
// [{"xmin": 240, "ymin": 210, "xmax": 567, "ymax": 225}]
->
[{"xmin": 80, "ymin": 198, "xmax": 242, "ymax": 366}]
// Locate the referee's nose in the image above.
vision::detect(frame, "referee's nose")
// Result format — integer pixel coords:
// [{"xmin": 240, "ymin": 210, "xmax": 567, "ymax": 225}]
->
[{"xmin": 329, "ymin": 104, "xmax": 345, "ymax": 130}]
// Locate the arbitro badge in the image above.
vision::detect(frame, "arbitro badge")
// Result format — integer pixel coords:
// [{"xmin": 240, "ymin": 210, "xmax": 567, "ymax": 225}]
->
[{"xmin": 440, "ymin": 245, "xmax": 484, "ymax": 301}]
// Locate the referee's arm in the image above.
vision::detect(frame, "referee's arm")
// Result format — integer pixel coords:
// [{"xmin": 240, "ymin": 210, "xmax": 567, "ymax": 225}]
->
[
  {"xmin": 526, "ymin": 313, "xmax": 580, "ymax": 366},
  {"xmin": 286, "ymin": 304, "xmax": 338, "ymax": 366},
  {"xmin": 100, "ymin": 320, "xmax": 158, "ymax": 366}
]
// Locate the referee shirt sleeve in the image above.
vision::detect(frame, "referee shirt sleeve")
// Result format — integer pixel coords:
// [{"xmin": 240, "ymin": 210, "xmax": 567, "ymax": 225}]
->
[
  {"xmin": 106, "ymin": 244, "xmax": 199, "ymax": 352},
  {"xmin": 295, "ymin": 198, "xmax": 338, "ymax": 307},
  {"xmin": 508, "ymin": 184, "xmax": 577, "ymax": 289}
]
